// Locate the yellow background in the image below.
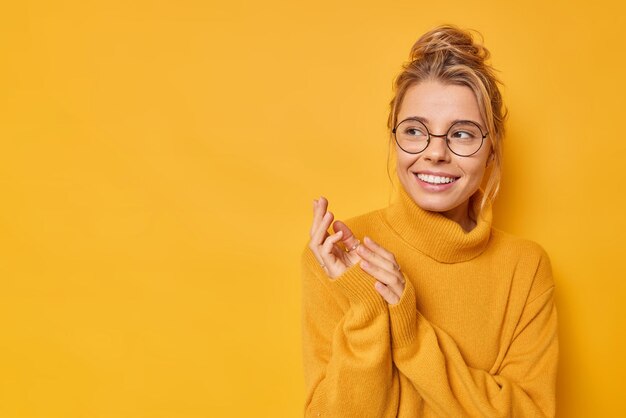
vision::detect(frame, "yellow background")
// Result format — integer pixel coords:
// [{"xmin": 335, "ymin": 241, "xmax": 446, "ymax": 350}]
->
[{"xmin": 1, "ymin": 0, "xmax": 624, "ymax": 417}]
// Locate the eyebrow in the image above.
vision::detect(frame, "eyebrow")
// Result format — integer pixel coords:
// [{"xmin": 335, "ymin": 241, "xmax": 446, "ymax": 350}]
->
[{"xmin": 405, "ymin": 116, "xmax": 483, "ymax": 127}]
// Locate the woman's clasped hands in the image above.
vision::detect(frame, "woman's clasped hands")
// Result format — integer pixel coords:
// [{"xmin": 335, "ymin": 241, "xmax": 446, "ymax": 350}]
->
[{"xmin": 308, "ymin": 196, "xmax": 406, "ymax": 305}]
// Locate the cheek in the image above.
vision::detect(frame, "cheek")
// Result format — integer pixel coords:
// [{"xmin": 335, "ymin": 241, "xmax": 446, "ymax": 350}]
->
[
  {"xmin": 463, "ymin": 161, "xmax": 488, "ymax": 185},
  {"xmin": 461, "ymin": 148, "xmax": 491, "ymax": 179},
  {"xmin": 395, "ymin": 151, "xmax": 416, "ymax": 170}
]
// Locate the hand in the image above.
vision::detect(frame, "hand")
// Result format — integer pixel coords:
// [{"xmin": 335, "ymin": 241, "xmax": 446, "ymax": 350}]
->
[
  {"xmin": 308, "ymin": 196, "xmax": 362, "ymax": 279},
  {"xmin": 356, "ymin": 236, "xmax": 406, "ymax": 304}
]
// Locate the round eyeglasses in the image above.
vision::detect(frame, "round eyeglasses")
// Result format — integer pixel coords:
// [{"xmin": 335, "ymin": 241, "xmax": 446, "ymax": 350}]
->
[{"xmin": 392, "ymin": 118, "xmax": 488, "ymax": 157}]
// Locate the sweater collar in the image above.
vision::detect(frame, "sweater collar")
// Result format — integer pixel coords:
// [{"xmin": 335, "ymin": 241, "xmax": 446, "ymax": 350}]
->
[{"xmin": 382, "ymin": 185, "xmax": 492, "ymax": 263}]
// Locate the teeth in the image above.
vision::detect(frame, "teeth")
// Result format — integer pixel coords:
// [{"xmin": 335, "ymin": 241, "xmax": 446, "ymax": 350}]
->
[{"xmin": 417, "ymin": 173, "xmax": 457, "ymax": 184}]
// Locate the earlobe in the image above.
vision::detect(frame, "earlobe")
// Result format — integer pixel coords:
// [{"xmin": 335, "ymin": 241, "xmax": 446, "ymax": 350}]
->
[{"xmin": 485, "ymin": 152, "xmax": 494, "ymax": 167}]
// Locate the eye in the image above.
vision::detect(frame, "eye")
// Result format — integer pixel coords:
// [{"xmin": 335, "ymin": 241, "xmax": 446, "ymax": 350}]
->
[
  {"xmin": 405, "ymin": 127, "xmax": 426, "ymax": 137},
  {"xmin": 450, "ymin": 130, "xmax": 475, "ymax": 139},
  {"xmin": 395, "ymin": 119, "xmax": 429, "ymax": 141},
  {"xmin": 448, "ymin": 123, "xmax": 482, "ymax": 141},
  {"xmin": 400, "ymin": 123, "xmax": 428, "ymax": 137}
]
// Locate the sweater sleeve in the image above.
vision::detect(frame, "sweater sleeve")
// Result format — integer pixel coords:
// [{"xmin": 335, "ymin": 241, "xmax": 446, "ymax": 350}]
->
[
  {"xmin": 300, "ymin": 247, "xmax": 400, "ymax": 418},
  {"xmin": 387, "ymin": 251, "xmax": 559, "ymax": 418}
]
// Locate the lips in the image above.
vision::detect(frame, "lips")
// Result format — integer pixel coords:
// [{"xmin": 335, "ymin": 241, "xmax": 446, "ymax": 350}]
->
[
  {"xmin": 414, "ymin": 171, "xmax": 460, "ymax": 185},
  {"xmin": 414, "ymin": 170, "xmax": 460, "ymax": 178}
]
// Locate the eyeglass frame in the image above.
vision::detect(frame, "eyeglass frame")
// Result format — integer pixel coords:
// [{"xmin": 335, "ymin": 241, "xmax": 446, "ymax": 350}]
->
[{"xmin": 392, "ymin": 117, "xmax": 489, "ymax": 157}]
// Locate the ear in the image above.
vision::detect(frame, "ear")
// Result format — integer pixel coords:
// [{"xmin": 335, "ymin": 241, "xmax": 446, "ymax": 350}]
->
[{"xmin": 485, "ymin": 151, "xmax": 494, "ymax": 167}]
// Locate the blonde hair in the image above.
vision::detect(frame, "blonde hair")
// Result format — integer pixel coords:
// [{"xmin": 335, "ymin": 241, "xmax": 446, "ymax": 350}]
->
[{"xmin": 387, "ymin": 24, "xmax": 508, "ymax": 218}]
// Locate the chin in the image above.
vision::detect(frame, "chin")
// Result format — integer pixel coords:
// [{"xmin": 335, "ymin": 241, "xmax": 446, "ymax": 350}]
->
[{"xmin": 401, "ymin": 176, "xmax": 472, "ymax": 214}]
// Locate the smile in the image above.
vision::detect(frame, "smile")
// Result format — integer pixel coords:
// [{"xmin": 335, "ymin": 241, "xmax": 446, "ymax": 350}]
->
[{"xmin": 416, "ymin": 173, "xmax": 459, "ymax": 184}]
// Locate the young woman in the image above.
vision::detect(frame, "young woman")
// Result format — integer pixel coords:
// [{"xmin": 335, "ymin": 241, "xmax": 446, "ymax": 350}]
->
[{"xmin": 301, "ymin": 25, "xmax": 558, "ymax": 417}]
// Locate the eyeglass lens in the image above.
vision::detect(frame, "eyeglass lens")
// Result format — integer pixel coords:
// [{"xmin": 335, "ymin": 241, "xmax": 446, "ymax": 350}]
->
[{"xmin": 394, "ymin": 119, "xmax": 484, "ymax": 156}]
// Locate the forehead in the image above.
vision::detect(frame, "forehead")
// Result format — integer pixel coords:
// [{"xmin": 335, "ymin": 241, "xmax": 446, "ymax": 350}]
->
[{"xmin": 398, "ymin": 80, "xmax": 483, "ymax": 126}]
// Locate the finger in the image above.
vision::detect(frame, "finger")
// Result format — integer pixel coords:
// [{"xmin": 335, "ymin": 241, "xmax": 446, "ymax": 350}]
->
[
  {"xmin": 310, "ymin": 196, "xmax": 328, "ymax": 235},
  {"xmin": 311, "ymin": 229, "xmax": 342, "ymax": 270},
  {"xmin": 356, "ymin": 243, "xmax": 400, "ymax": 275},
  {"xmin": 321, "ymin": 230, "xmax": 343, "ymax": 257},
  {"xmin": 360, "ymin": 259, "xmax": 404, "ymax": 300},
  {"xmin": 374, "ymin": 281, "xmax": 400, "ymax": 304},
  {"xmin": 311, "ymin": 210, "xmax": 334, "ymax": 247},
  {"xmin": 320, "ymin": 230, "xmax": 344, "ymax": 278},
  {"xmin": 310, "ymin": 196, "xmax": 328, "ymax": 237},
  {"xmin": 307, "ymin": 204, "xmax": 333, "ymax": 265},
  {"xmin": 330, "ymin": 244, "xmax": 345, "ymax": 263},
  {"xmin": 332, "ymin": 220, "xmax": 360, "ymax": 253},
  {"xmin": 363, "ymin": 236, "xmax": 399, "ymax": 267}
]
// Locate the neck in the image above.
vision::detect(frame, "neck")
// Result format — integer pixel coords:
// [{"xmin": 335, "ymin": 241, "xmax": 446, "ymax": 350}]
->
[{"xmin": 442, "ymin": 199, "xmax": 477, "ymax": 233}]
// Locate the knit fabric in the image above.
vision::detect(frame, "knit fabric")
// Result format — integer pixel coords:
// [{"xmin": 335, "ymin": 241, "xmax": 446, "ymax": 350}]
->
[{"xmin": 300, "ymin": 185, "xmax": 558, "ymax": 417}]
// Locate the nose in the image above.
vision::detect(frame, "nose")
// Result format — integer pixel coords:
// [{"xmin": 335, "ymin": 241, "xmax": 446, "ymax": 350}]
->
[{"xmin": 423, "ymin": 134, "xmax": 451, "ymax": 163}]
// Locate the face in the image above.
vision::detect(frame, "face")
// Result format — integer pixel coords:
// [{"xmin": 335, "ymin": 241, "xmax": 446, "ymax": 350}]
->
[{"xmin": 394, "ymin": 79, "xmax": 492, "ymax": 229}]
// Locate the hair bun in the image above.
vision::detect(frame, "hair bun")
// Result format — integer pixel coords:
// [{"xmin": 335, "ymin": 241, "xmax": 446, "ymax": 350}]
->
[{"xmin": 408, "ymin": 24, "xmax": 490, "ymax": 67}]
